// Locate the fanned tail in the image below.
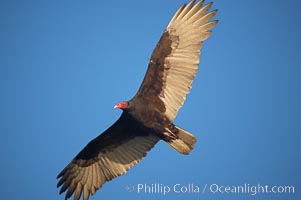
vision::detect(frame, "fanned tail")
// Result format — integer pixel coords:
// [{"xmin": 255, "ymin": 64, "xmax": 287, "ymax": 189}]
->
[{"xmin": 164, "ymin": 126, "xmax": 196, "ymax": 155}]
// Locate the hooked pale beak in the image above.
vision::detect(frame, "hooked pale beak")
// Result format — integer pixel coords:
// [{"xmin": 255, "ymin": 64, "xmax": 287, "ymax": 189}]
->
[{"xmin": 114, "ymin": 101, "xmax": 128, "ymax": 110}]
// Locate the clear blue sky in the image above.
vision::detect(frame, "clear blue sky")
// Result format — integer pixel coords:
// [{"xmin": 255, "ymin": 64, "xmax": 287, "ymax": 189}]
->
[{"xmin": 0, "ymin": 0, "xmax": 300, "ymax": 200}]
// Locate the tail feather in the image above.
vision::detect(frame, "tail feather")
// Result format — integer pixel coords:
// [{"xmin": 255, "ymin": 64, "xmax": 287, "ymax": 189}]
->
[{"xmin": 165, "ymin": 126, "xmax": 196, "ymax": 155}]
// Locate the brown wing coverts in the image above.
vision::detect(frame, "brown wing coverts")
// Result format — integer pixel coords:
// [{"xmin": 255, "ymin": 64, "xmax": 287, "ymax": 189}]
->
[
  {"xmin": 57, "ymin": 113, "xmax": 160, "ymax": 200},
  {"xmin": 136, "ymin": 0, "xmax": 218, "ymax": 121}
]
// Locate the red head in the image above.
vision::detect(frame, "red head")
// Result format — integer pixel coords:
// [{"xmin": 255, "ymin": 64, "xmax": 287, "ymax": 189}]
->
[{"xmin": 114, "ymin": 101, "xmax": 129, "ymax": 110}]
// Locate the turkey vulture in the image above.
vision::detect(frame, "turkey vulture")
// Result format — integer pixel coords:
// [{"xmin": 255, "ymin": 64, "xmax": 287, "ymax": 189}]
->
[{"xmin": 57, "ymin": 0, "xmax": 218, "ymax": 199}]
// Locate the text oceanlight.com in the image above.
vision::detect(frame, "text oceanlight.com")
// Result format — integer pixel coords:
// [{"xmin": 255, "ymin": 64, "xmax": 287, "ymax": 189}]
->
[{"xmin": 126, "ymin": 183, "xmax": 295, "ymax": 196}]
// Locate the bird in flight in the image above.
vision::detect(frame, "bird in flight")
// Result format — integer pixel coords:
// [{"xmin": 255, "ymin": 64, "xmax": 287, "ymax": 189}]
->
[{"xmin": 57, "ymin": 0, "xmax": 218, "ymax": 200}]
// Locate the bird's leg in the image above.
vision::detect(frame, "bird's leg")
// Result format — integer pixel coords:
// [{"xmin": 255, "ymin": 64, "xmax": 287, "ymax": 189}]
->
[{"xmin": 163, "ymin": 128, "xmax": 177, "ymax": 140}]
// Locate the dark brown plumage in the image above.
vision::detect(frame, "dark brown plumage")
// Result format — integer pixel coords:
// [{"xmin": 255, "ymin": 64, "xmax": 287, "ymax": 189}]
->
[{"xmin": 57, "ymin": 1, "xmax": 218, "ymax": 200}]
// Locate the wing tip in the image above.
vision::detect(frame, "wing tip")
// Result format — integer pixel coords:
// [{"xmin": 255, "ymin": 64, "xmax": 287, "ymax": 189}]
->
[
  {"xmin": 211, "ymin": 19, "xmax": 219, "ymax": 27},
  {"xmin": 212, "ymin": 9, "xmax": 218, "ymax": 14}
]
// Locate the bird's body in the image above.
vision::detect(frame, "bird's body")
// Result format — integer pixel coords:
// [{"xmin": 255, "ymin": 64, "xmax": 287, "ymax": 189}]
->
[
  {"xmin": 57, "ymin": 1, "xmax": 218, "ymax": 200},
  {"xmin": 127, "ymin": 97, "xmax": 195, "ymax": 154},
  {"xmin": 128, "ymin": 97, "xmax": 171, "ymax": 133}
]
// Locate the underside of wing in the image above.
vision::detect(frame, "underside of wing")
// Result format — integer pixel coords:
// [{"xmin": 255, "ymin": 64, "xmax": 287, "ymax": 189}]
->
[
  {"xmin": 135, "ymin": 0, "xmax": 218, "ymax": 121},
  {"xmin": 57, "ymin": 113, "xmax": 160, "ymax": 200}
]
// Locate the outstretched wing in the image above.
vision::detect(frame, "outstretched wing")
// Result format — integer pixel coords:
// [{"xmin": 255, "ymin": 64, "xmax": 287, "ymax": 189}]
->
[
  {"xmin": 135, "ymin": 0, "xmax": 218, "ymax": 121},
  {"xmin": 57, "ymin": 112, "xmax": 160, "ymax": 200}
]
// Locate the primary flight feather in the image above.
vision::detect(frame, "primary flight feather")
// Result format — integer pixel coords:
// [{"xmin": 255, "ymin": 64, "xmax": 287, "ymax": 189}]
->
[{"xmin": 57, "ymin": 0, "xmax": 218, "ymax": 199}]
